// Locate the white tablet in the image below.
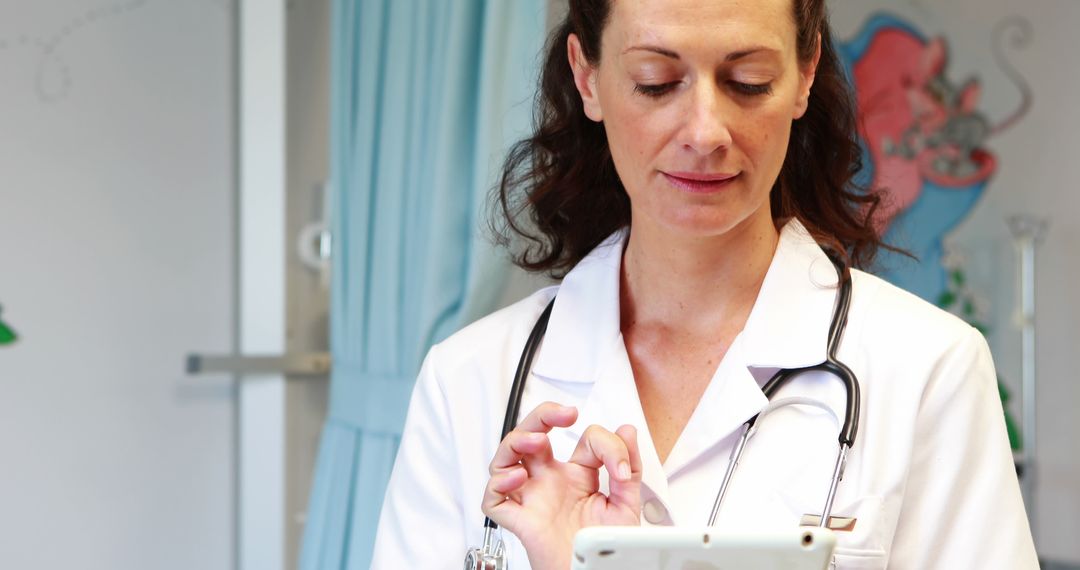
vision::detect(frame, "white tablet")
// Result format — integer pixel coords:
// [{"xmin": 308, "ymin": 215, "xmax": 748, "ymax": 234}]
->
[{"xmin": 572, "ymin": 526, "xmax": 836, "ymax": 570}]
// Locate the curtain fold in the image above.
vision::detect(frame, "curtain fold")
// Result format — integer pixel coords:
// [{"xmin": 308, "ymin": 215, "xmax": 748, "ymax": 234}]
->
[{"xmin": 300, "ymin": 1, "xmax": 546, "ymax": 568}]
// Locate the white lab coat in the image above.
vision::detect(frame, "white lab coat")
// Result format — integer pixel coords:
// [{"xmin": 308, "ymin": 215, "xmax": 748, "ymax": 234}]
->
[{"xmin": 371, "ymin": 220, "xmax": 1037, "ymax": 569}]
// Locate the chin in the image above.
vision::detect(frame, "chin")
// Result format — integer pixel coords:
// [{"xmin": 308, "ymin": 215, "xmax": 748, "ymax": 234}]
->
[
  {"xmin": 653, "ymin": 201, "xmax": 772, "ymax": 240},
  {"xmin": 659, "ymin": 211, "xmax": 745, "ymax": 239}
]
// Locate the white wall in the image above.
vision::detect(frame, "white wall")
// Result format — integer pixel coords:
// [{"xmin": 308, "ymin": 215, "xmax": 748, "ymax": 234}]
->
[
  {"xmin": 238, "ymin": 0, "xmax": 285, "ymax": 568},
  {"xmin": 0, "ymin": 1, "xmax": 235, "ymax": 569},
  {"xmin": 829, "ymin": 1, "xmax": 1080, "ymax": 562}
]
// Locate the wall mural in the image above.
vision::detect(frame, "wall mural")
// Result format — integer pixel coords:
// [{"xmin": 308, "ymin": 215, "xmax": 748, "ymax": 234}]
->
[
  {"xmin": 839, "ymin": 12, "xmax": 1031, "ymax": 300},
  {"xmin": 838, "ymin": 13, "xmax": 1032, "ymax": 449}
]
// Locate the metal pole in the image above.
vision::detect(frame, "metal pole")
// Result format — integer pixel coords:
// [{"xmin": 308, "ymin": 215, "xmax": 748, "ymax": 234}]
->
[{"xmin": 1007, "ymin": 215, "xmax": 1048, "ymax": 538}]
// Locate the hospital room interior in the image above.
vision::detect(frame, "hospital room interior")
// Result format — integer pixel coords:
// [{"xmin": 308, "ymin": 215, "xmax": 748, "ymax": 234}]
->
[{"xmin": 1, "ymin": 0, "xmax": 1078, "ymax": 568}]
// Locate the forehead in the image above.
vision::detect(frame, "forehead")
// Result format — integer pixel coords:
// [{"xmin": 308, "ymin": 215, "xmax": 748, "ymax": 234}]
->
[{"xmin": 605, "ymin": 0, "xmax": 797, "ymax": 55}]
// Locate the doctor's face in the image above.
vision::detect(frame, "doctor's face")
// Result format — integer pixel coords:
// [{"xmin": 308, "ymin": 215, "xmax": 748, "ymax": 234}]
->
[{"xmin": 568, "ymin": 0, "xmax": 818, "ymax": 239}]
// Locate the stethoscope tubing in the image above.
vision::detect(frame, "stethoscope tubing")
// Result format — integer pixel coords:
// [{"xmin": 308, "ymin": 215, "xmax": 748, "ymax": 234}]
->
[
  {"xmin": 708, "ymin": 253, "xmax": 859, "ymax": 529},
  {"xmin": 482, "ymin": 299, "xmax": 555, "ymax": 532}
]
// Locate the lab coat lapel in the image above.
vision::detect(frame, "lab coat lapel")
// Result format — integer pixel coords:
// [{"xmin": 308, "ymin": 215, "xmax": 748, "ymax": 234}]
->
[
  {"xmin": 566, "ymin": 337, "xmax": 671, "ymax": 505},
  {"xmin": 740, "ymin": 219, "xmax": 838, "ymax": 371},
  {"xmin": 530, "ymin": 229, "xmax": 626, "ymax": 385},
  {"xmin": 524, "ymin": 220, "xmax": 841, "ymax": 511},
  {"xmin": 662, "ymin": 335, "xmax": 768, "ymax": 479},
  {"xmin": 663, "ymin": 220, "xmax": 838, "ymax": 478},
  {"xmin": 527, "ymin": 227, "xmax": 671, "ymax": 501}
]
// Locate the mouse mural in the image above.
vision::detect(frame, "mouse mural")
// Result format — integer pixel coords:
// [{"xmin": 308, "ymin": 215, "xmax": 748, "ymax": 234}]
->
[
  {"xmin": 837, "ymin": 13, "xmax": 1031, "ymax": 303},
  {"xmin": 837, "ymin": 13, "xmax": 1031, "ymax": 450}
]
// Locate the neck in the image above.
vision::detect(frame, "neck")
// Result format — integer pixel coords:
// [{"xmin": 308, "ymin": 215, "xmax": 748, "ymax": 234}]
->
[{"xmin": 620, "ymin": 211, "xmax": 780, "ymax": 338}]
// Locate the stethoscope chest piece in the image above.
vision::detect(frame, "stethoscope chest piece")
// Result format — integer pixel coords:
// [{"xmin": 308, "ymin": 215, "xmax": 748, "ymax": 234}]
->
[{"xmin": 464, "ymin": 528, "xmax": 506, "ymax": 570}]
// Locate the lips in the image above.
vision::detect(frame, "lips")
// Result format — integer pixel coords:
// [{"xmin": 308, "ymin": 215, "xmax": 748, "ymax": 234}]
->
[{"xmin": 662, "ymin": 171, "xmax": 740, "ymax": 194}]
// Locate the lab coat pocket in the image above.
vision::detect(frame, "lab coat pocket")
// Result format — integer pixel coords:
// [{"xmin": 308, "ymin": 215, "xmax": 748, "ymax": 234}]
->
[
  {"xmin": 831, "ymin": 547, "xmax": 888, "ymax": 569},
  {"xmin": 799, "ymin": 495, "xmax": 888, "ymax": 569},
  {"xmin": 775, "ymin": 491, "xmax": 888, "ymax": 563}
]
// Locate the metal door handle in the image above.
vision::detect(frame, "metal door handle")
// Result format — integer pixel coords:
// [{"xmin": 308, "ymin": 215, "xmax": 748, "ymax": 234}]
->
[{"xmin": 186, "ymin": 352, "xmax": 331, "ymax": 376}]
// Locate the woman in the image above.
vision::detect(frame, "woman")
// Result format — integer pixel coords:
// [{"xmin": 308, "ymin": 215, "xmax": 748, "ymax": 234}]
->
[{"xmin": 371, "ymin": 0, "xmax": 1037, "ymax": 568}]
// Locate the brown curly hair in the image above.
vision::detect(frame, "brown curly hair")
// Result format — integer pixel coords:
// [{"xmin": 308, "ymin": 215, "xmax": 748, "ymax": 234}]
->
[{"xmin": 493, "ymin": 0, "xmax": 885, "ymax": 278}]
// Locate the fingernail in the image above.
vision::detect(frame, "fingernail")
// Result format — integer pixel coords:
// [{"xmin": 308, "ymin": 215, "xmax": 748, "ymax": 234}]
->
[{"xmin": 618, "ymin": 461, "xmax": 630, "ymax": 480}]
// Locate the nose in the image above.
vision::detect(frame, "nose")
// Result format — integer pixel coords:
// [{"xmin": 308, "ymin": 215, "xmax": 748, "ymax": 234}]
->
[{"xmin": 681, "ymin": 82, "xmax": 733, "ymax": 156}]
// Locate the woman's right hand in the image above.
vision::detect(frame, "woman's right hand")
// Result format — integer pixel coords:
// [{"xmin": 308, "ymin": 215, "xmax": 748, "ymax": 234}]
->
[{"xmin": 481, "ymin": 402, "xmax": 643, "ymax": 570}]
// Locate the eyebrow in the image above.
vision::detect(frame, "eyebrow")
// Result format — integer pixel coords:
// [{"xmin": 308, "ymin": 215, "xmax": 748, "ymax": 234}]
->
[
  {"xmin": 623, "ymin": 45, "xmax": 681, "ymax": 59},
  {"xmin": 725, "ymin": 47, "xmax": 777, "ymax": 61},
  {"xmin": 622, "ymin": 45, "xmax": 779, "ymax": 62}
]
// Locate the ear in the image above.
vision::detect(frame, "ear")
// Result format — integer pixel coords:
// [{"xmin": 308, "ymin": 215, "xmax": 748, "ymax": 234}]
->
[
  {"xmin": 919, "ymin": 38, "xmax": 948, "ymax": 82},
  {"xmin": 793, "ymin": 33, "xmax": 821, "ymax": 120},
  {"xmin": 567, "ymin": 33, "xmax": 603, "ymax": 122},
  {"xmin": 958, "ymin": 79, "xmax": 981, "ymax": 114}
]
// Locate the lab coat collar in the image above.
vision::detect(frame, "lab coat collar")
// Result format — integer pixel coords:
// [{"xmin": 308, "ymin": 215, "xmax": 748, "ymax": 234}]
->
[
  {"xmin": 661, "ymin": 221, "xmax": 838, "ymax": 480},
  {"xmin": 530, "ymin": 219, "xmax": 838, "ymax": 513},
  {"xmin": 564, "ymin": 336, "xmax": 673, "ymax": 504},
  {"xmin": 531, "ymin": 219, "xmax": 837, "ymax": 382},
  {"xmin": 659, "ymin": 333, "xmax": 770, "ymax": 484},
  {"xmin": 530, "ymin": 229, "xmax": 676, "ymax": 504},
  {"xmin": 739, "ymin": 219, "xmax": 839, "ymax": 371},
  {"xmin": 530, "ymin": 228, "xmax": 626, "ymax": 384}
]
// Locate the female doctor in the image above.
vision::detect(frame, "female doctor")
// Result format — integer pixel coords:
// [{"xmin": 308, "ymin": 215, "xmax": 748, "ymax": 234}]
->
[{"xmin": 371, "ymin": 0, "xmax": 1038, "ymax": 568}]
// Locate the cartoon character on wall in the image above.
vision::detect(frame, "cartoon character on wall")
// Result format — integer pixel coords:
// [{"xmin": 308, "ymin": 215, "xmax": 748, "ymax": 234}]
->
[
  {"xmin": 837, "ymin": 13, "xmax": 1030, "ymax": 450},
  {"xmin": 837, "ymin": 13, "xmax": 1032, "ymax": 303},
  {"xmin": 0, "ymin": 304, "xmax": 17, "ymax": 345}
]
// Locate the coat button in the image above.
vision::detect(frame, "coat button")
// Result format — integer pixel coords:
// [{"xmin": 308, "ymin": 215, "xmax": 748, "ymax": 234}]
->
[{"xmin": 642, "ymin": 498, "xmax": 669, "ymax": 524}]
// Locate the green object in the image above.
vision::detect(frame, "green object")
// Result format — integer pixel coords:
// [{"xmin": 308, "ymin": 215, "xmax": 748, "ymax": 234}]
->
[
  {"xmin": 0, "ymin": 305, "xmax": 17, "ymax": 345},
  {"xmin": 999, "ymin": 380, "xmax": 1022, "ymax": 450}
]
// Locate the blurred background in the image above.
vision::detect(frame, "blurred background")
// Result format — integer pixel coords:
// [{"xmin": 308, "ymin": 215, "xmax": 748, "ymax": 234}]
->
[{"xmin": 0, "ymin": 1, "xmax": 1076, "ymax": 569}]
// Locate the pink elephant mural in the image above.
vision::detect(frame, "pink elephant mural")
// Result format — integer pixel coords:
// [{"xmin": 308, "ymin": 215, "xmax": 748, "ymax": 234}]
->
[
  {"xmin": 838, "ymin": 14, "xmax": 1030, "ymax": 449},
  {"xmin": 839, "ymin": 13, "xmax": 1031, "ymax": 302}
]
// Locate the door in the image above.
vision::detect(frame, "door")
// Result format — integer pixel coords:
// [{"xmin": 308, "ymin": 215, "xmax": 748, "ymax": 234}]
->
[{"xmin": 0, "ymin": 1, "xmax": 236, "ymax": 568}]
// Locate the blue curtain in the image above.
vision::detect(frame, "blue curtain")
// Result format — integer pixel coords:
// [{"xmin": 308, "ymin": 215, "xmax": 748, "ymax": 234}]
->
[{"xmin": 299, "ymin": 1, "xmax": 546, "ymax": 568}]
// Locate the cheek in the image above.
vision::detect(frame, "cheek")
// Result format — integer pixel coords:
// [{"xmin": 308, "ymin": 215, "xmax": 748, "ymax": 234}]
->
[
  {"xmin": 734, "ymin": 106, "xmax": 794, "ymax": 169},
  {"xmin": 602, "ymin": 97, "xmax": 673, "ymax": 172}
]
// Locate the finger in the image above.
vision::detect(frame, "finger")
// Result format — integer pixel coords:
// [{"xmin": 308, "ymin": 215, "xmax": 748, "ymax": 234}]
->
[
  {"xmin": 486, "ymin": 402, "xmax": 574, "ymax": 476},
  {"xmin": 513, "ymin": 401, "xmax": 578, "ymax": 434},
  {"xmin": 568, "ymin": 424, "xmax": 633, "ymax": 482},
  {"xmin": 489, "ymin": 465, "xmax": 528, "ymax": 497},
  {"xmin": 481, "ymin": 467, "xmax": 526, "ymax": 527},
  {"xmin": 488, "ymin": 430, "xmax": 552, "ymax": 475},
  {"xmin": 616, "ymin": 424, "xmax": 642, "ymax": 475},
  {"xmin": 608, "ymin": 425, "xmax": 642, "ymax": 513}
]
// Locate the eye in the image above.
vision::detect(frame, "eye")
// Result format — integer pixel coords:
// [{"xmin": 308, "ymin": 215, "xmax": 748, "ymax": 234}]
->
[
  {"xmin": 730, "ymin": 81, "xmax": 773, "ymax": 96},
  {"xmin": 634, "ymin": 82, "xmax": 679, "ymax": 98}
]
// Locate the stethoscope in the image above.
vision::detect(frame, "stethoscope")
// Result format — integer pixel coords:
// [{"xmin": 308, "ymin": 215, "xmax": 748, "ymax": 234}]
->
[{"xmin": 465, "ymin": 252, "xmax": 861, "ymax": 570}]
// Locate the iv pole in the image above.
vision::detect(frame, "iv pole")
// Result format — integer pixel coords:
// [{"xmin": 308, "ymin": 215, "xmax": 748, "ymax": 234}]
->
[{"xmin": 1007, "ymin": 214, "xmax": 1048, "ymax": 537}]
